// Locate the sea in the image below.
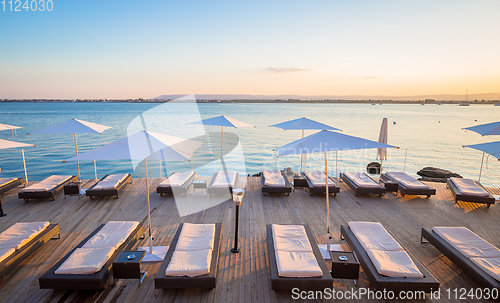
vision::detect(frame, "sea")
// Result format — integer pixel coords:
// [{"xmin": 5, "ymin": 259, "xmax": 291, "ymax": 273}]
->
[{"xmin": 0, "ymin": 102, "xmax": 499, "ymax": 188}]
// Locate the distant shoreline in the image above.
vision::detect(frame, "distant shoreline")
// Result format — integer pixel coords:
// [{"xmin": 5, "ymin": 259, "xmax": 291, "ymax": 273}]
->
[{"xmin": 1, "ymin": 99, "xmax": 499, "ymax": 104}]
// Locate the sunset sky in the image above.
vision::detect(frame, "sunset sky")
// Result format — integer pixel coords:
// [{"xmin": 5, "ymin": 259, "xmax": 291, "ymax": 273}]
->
[{"xmin": 1, "ymin": 0, "xmax": 499, "ymax": 99}]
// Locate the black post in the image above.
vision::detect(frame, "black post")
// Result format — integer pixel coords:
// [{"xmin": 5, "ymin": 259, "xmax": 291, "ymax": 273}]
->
[
  {"xmin": 231, "ymin": 204, "xmax": 240, "ymax": 253},
  {"xmin": 0, "ymin": 197, "xmax": 6, "ymax": 217}
]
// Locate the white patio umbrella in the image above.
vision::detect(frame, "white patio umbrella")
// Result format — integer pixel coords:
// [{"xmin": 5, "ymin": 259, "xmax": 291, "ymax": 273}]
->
[
  {"xmin": 0, "ymin": 139, "xmax": 35, "ymax": 183},
  {"xmin": 277, "ymin": 130, "xmax": 398, "ymax": 252},
  {"xmin": 29, "ymin": 119, "xmax": 112, "ymax": 180},
  {"xmin": 376, "ymin": 118, "xmax": 388, "ymax": 179},
  {"xmin": 187, "ymin": 115, "xmax": 254, "ymax": 170},
  {"xmin": 0, "ymin": 123, "xmax": 23, "ymax": 136},
  {"xmin": 270, "ymin": 117, "xmax": 341, "ymax": 173},
  {"xmin": 463, "ymin": 141, "xmax": 500, "ymax": 181},
  {"xmin": 65, "ymin": 130, "xmax": 202, "ymax": 261},
  {"xmin": 463, "ymin": 121, "xmax": 500, "ymax": 136}
]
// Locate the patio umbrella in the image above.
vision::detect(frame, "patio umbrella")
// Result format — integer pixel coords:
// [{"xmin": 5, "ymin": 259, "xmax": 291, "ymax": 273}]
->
[
  {"xmin": 376, "ymin": 118, "xmax": 388, "ymax": 179},
  {"xmin": 0, "ymin": 123, "xmax": 23, "ymax": 136},
  {"xmin": 277, "ymin": 130, "xmax": 398, "ymax": 252},
  {"xmin": 65, "ymin": 130, "xmax": 202, "ymax": 260},
  {"xmin": 187, "ymin": 115, "xmax": 254, "ymax": 170},
  {"xmin": 29, "ymin": 119, "xmax": 112, "ymax": 180},
  {"xmin": 463, "ymin": 121, "xmax": 500, "ymax": 136},
  {"xmin": 0, "ymin": 139, "xmax": 35, "ymax": 216},
  {"xmin": 463, "ymin": 141, "xmax": 500, "ymax": 181},
  {"xmin": 270, "ymin": 117, "xmax": 341, "ymax": 173}
]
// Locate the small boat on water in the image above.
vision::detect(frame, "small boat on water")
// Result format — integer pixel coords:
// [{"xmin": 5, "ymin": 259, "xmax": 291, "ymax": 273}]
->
[
  {"xmin": 459, "ymin": 89, "xmax": 470, "ymax": 106},
  {"xmin": 495, "ymin": 103, "xmax": 500, "ymax": 106}
]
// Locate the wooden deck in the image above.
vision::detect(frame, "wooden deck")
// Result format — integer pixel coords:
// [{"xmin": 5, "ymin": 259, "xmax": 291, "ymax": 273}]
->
[{"xmin": 0, "ymin": 176, "xmax": 499, "ymax": 302}]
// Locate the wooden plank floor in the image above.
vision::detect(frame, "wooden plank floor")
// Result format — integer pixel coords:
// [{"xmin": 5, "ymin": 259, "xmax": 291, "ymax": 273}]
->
[{"xmin": 0, "ymin": 176, "xmax": 499, "ymax": 302}]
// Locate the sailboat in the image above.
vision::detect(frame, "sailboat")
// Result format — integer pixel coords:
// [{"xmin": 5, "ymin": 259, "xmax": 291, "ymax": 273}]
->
[
  {"xmin": 495, "ymin": 96, "xmax": 500, "ymax": 106},
  {"xmin": 459, "ymin": 89, "xmax": 470, "ymax": 106}
]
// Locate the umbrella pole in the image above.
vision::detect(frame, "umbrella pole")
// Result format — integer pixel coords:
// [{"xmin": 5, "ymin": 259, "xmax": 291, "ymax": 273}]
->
[
  {"xmin": 74, "ymin": 133, "xmax": 80, "ymax": 181},
  {"xmin": 220, "ymin": 126, "xmax": 224, "ymax": 171},
  {"xmin": 22, "ymin": 149, "xmax": 28, "ymax": 184},
  {"xmin": 93, "ymin": 147, "xmax": 97, "ymax": 180},
  {"xmin": 145, "ymin": 159, "xmax": 153, "ymax": 254},
  {"xmin": 379, "ymin": 159, "xmax": 383, "ymax": 183},
  {"xmin": 300, "ymin": 130, "xmax": 304, "ymax": 174},
  {"xmin": 479, "ymin": 152, "xmax": 485, "ymax": 182},
  {"xmin": 325, "ymin": 151, "xmax": 330, "ymax": 252}
]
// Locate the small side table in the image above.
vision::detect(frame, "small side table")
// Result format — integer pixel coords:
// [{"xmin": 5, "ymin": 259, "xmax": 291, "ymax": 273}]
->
[
  {"xmin": 293, "ymin": 177, "xmax": 307, "ymax": 190},
  {"xmin": 192, "ymin": 180, "xmax": 207, "ymax": 196},
  {"xmin": 113, "ymin": 250, "xmax": 147, "ymax": 284},
  {"xmin": 64, "ymin": 182, "xmax": 82, "ymax": 198},
  {"xmin": 383, "ymin": 181, "xmax": 399, "ymax": 192},
  {"xmin": 330, "ymin": 251, "xmax": 359, "ymax": 280}
]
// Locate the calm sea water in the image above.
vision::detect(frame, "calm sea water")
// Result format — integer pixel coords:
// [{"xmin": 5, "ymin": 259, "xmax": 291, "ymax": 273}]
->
[{"xmin": 0, "ymin": 102, "xmax": 499, "ymax": 188}]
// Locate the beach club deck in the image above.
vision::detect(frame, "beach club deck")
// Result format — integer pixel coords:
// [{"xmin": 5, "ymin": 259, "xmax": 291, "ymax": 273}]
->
[{"xmin": 0, "ymin": 176, "xmax": 499, "ymax": 302}]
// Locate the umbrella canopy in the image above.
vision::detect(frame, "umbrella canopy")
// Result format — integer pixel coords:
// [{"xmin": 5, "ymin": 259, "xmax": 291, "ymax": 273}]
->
[
  {"xmin": 270, "ymin": 117, "xmax": 341, "ymax": 131},
  {"xmin": 271, "ymin": 117, "xmax": 341, "ymax": 173},
  {"xmin": 30, "ymin": 119, "xmax": 112, "ymax": 180},
  {"xmin": 0, "ymin": 139, "xmax": 35, "ymax": 191},
  {"xmin": 463, "ymin": 141, "xmax": 500, "ymax": 181},
  {"xmin": 188, "ymin": 115, "xmax": 254, "ymax": 170},
  {"xmin": 65, "ymin": 130, "xmax": 202, "ymax": 256},
  {"xmin": 0, "ymin": 123, "xmax": 23, "ymax": 136},
  {"xmin": 463, "ymin": 121, "xmax": 500, "ymax": 136},
  {"xmin": 277, "ymin": 130, "xmax": 398, "ymax": 251}
]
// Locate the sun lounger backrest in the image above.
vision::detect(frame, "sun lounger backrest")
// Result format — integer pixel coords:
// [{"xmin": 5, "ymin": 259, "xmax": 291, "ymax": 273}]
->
[
  {"xmin": 0, "ymin": 178, "xmax": 17, "ymax": 187},
  {"xmin": 212, "ymin": 171, "xmax": 237, "ymax": 187},
  {"xmin": 304, "ymin": 171, "xmax": 331, "ymax": 187},
  {"xmin": 93, "ymin": 174, "xmax": 128, "ymax": 190},
  {"xmin": 159, "ymin": 171, "xmax": 194, "ymax": 187},
  {"xmin": 175, "ymin": 223, "xmax": 215, "ymax": 251},
  {"xmin": 348, "ymin": 221, "xmax": 403, "ymax": 251},
  {"xmin": 83, "ymin": 221, "xmax": 139, "ymax": 250},
  {"xmin": 449, "ymin": 177, "xmax": 490, "ymax": 197}
]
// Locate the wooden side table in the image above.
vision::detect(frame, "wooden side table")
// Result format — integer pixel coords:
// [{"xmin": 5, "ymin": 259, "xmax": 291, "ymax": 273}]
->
[
  {"xmin": 293, "ymin": 177, "xmax": 307, "ymax": 190},
  {"xmin": 192, "ymin": 180, "xmax": 207, "ymax": 196},
  {"xmin": 64, "ymin": 182, "xmax": 82, "ymax": 198},
  {"xmin": 113, "ymin": 250, "xmax": 147, "ymax": 284},
  {"xmin": 330, "ymin": 251, "xmax": 359, "ymax": 280},
  {"xmin": 382, "ymin": 181, "xmax": 399, "ymax": 192}
]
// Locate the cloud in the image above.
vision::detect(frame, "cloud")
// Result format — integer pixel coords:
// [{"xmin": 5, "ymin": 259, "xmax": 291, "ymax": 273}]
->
[
  {"xmin": 264, "ymin": 67, "xmax": 313, "ymax": 73},
  {"xmin": 364, "ymin": 76, "xmax": 377, "ymax": 79}
]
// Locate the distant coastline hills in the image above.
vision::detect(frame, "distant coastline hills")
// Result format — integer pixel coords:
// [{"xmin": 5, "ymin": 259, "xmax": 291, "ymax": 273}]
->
[{"xmin": 2, "ymin": 93, "xmax": 499, "ymax": 103}]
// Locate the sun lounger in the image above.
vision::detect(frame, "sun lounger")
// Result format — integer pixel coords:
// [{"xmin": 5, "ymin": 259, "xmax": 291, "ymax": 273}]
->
[
  {"xmin": 302, "ymin": 171, "xmax": 340, "ymax": 196},
  {"xmin": 155, "ymin": 223, "xmax": 222, "ymax": 289},
  {"xmin": 340, "ymin": 172, "xmax": 386, "ymax": 196},
  {"xmin": 421, "ymin": 227, "xmax": 500, "ymax": 289},
  {"xmin": 447, "ymin": 177, "xmax": 495, "ymax": 207},
  {"xmin": 381, "ymin": 172, "xmax": 436, "ymax": 198},
  {"xmin": 18, "ymin": 175, "xmax": 77, "ymax": 202},
  {"xmin": 157, "ymin": 171, "xmax": 197, "ymax": 196},
  {"xmin": 0, "ymin": 178, "xmax": 25, "ymax": 195},
  {"xmin": 207, "ymin": 171, "xmax": 239, "ymax": 195},
  {"xmin": 39, "ymin": 221, "xmax": 144, "ymax": 289},
  {"xmin": 0, "ymin": 222, "xmax": 60, "ymax": 286},
  {"xmin": 341, "ymin": 222, "xmax": 439, "ymax": 292},
  {"xmin": 267, "ymin": 224, "xmax": 333, "ymax": 290},
  {"xmin": 261, "ymin": 170, "xmax": 292, "ymax": 196},
  {"xmin": 86, "ymin": 174, "xmax": 132, "ymax": 200}
]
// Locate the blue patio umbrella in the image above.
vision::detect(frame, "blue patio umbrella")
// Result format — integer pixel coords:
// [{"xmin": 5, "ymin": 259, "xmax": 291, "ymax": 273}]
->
[
  {"xmin": 463, "ymin": 141, "xmax": 500, "ymax": 181},
  {"xmin": 271, "ymin": 117, "xmax": 341, "ymax": 173},
  {"xmin": 463, "ymin": 121, "xmax": 500, "ymax": 136},
  {"xmin": 277, "ymin": 130, "xmax": 398, "ymax": 251}
]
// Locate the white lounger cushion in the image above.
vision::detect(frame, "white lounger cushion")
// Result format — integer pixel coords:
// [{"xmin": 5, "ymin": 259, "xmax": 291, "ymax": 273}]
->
[
  {"xmin": 385, "ymin": 172, "xmax": 428, "ymax": 189},
  {"xmin": 263, "ymin": 170, "xmax": 285, "ymax": 187},
  {"xmin": 0, "ymin": 248, "xmax": 16, "ymax": 263},
  {"xmin": 470, "ymin": 257, "xmax": 500, "ymax": 282},
  {"xmin": 55, "ymin": 247, "xmax": 115, "ymax": 275},
  {"xmin": 275, "ymin": 250, "xmax": 323, "ymax": 277},
  {"xmin": 21, "ymin": 175, "xmax": 72, "ymax": 192},
  {"xmin": 211, "ymin": 171, "xmax": 237, "ymax": 188},
  {"xmin": 0, "ymin": 178, "xmax": 17, "ymax": 187},
  {"xmin": 272, "ymin": 224, "xmax": 313, "ymax": 252},
  {"xmin": 158, "ymin": 171, "xmax": 194, "ymax": 187},
  {"xmin": 83, "ymin": 221, "xmax": 139, "ymax": 250},
  {"xmin": 0, "ymin": 221, "xmax": 50, "ymax": 250},
  {"xmin": 93, "ymin": 174, "xmax": 128, "ymax": 190},
  {"xmin": 304, "ymin": 171, "xmax": 333, "ymax": 187},
  {"xmin": 348, "ymin": 221, "xmax": 403, "ymax": 251},
  {"xmin": 366, "ymin": 249, "xmax": 424, "ymax": 278},
  {"xmin": 450, "ymin": 177, "xmax": 490, "ymax": 197},
  {"xmin": 432, "ymin": 227, "xmax": 500, "ymax": 258},
  {"xmin": 175, "ymin": 223, "xmax": 215, "ymax": 251},
  {"xmin": 165, "ymin": 249, "xmax": 212, "ymax": 276},
  {"xmin": 343, "ymin": 172, "xmax": 381, "ymax": 188}
]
